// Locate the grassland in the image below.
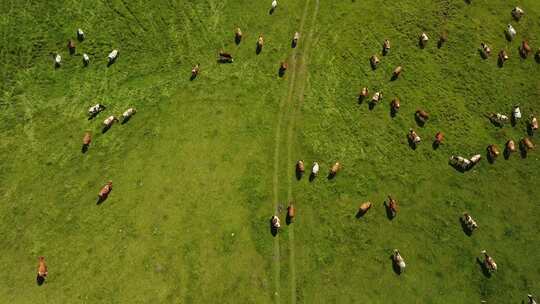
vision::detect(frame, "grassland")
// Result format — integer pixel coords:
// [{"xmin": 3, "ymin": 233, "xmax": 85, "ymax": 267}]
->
[{"xmin": 0, "ymin": 0, "xmax": 539, "ymax": 303}]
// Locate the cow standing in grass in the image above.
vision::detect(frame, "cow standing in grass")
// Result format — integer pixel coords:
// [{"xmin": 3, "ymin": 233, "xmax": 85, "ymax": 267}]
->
[
  {"xmin": 392, "ymin": 249, "xmax": 406, "ymax": 273},
  {"xmin": 329, "ymin": 162, "xmax": 341, "ymax": 178},
  {"xmin": 67, "ymin": 39, "xmax": 76, "ymax": 55},
  {"xmin": 498, "ymin": 50, "xmax": 509, "ymax": 65},
  {"xmin": 83, "ymin": 53, "xmax": 90, "ymax": 66},
  {"xmin": 257, "ymin": 35, "xmax": 264, "ymax": 53},
  {"xmin": 54, "ymin": 53, "xmax": 62, "ymax": 68},
  {"xmin": 235, "ymin": 28, "xmax": 242, "ymax": 44},
  {"xmin": 370, "ymin": 55, "xmax": 380, "ymax": 69},
  {"xmin": 506, "ymin": 24, "xmax": 516, "ymax": 41},
  {"xmin": 419, "ymin": 32, "xmax": 429, "ymax": 48},
  {"xmin": 480, "ymin": 43, "xmax": 491, "ymax": 58},
  {"xmin": 390, "ymin": 98, "xmax": 400, "ymax": 116},
  {"xmin": 77, "ymin": 28, "xmax": 85, "ymax": 41},
  {"xmin": 382, "ymin": 39, "xmax": 390, "ymax": 55},
  {"xmin": 520, "ymin": 40, "xmax": 532, "ymax": 58},
  {"xmin": 108, "ymin": 49, "xmax": 119, "ymax": 65},
  {"xmin": 387, "ymin": 195, "xmax": 398, "ymax": 218},
  {"xmin": 98, "ymin": 181, "xmax": 113, "ymax": 202},
  {"xmin": 36, "ymin": 256, "xmax": 48, "ymax": 285},
  {"xmin": 530, "ymin": 115, "xmax": 538, "ymax": 133},
  {"xmin": 481, "ymin": 250, "xmax": 497, "ymax": 272},
  {"xmin": 462, "ymin": 212, "xmax": 478, "ymax": 232}
]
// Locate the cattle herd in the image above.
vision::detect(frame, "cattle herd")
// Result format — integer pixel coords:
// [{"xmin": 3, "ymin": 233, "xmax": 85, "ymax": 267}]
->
[{"xmin": 36, "ymin": 2, "xmax": 538, "ymax": 302}]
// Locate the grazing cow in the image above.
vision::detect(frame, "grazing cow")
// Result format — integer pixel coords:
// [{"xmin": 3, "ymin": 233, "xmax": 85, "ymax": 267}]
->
[
  {"xmin": 122, "ymin": 108, "xmax": 136, "ymax": 122},
  {"xmin": 449, "ymin": 155, "xmax": 472, "ymax": 170},
  {"xmin": 408, "ymin": 128, "xmax": 421, "ymax": 145},
  {"xmin": 235, "ymin": 27, "xmax": 242, "ymax": 43},
  {"xmin": 392, "ymin": 66, "xmax": 402, "ymax": 79},
  {"xmin": 392, "ymin": 249, "xmax": 406, "ymax": 273},
  {"xmin": 387, "ymin": 195, "xmax": 398, "ymax": 218},
  {"xmin": 415, "ymin": 109, "xmax": 429, "ymax": 124},
  {"xmin": 390, "ymin": 98, "xmax": 400, "ymax": 115},
  {"xmin": 292, "ymin": 32, "xmax": 300, "ymax": 47},
  {"xmin": 219, "ymin": 51, "xmax": 234, "ymax": 63},
  {"xmin": 67, "ymin": 39, "xmax": 76, "ymax": 54},
  {"xmin": 257, "ymin": 35, "xmax": 264, "ymax": 51},
  {"xmin": 498, "ymin": 50, "xmax": 509, "ymax": 65},
  {"xmin": 371, "ymin": 91, "xmax": 383, "ymax": 104},
  {"xmin": 382, "ymin": 39, "xmax": 391, "ymax": 55},
  {"xmin": 438, "ymin": 31, "xmax": 448, "ymax": 48},
  {"xmin": 287, "ymin": 203, "xmax": 295, "ymax": 222},
  {"xmin": 487, "ymin": 144, "xmax": 500, "ymax": 161},
  {"xmin": 481, "ymin": 250, "xmax": 497, "ymax": 272},
  {"xmin": 512, "ymin": 7, "xmax": 525, "ymax": 20},
  {"xmin": 82, "ymin": 132, "xmax": 91, "ymax": 151},
  {"xmin": 98, "ymin": 181, "xmax": 113, "ymax": 201},
  {"xmin": 488, "ymin": 112, "xmax": 509, "ymax": 125},
  {"xmin": 370, "ymin": 55, "xmax": 380, "ymax": 69},
  {"xmin": 512, "ymin": 105, "xmax": 522, "ymax": 121},
  {"xmin": 77, "ymin": 28, "xmax": 85, "ymax": 41},
  {"xmin": 54, "ymin": 53, "xmax": 62, "ymax": 67},
  {"xmin": 480, "ymin": 43, "xmax": 491, "ymax": 58},
  {"xmin": 311, "ymin": 162, "xmax": 320, "ymax": 176},
  {"xmin": 528, "ymin": 294, "xmax": 538, "ymax": 304},
  {"xmin": 36, "ymin": 256, "xmax": 48, "ymax": 284},
  {"xmin": 279, "ymin": 61, "xmax": 288, "ymax": 76},
  {"xmin": 419, "ymin": 32, "xmax": 429, "ymax": 48},
  {"xmin": 434, "ymin": 132, "xmax": 444, "ymax": 146},
  {"xmin": 522, "ymin": 137, "xmax": 534, "ymax": 150},
  {"xmin": 506, "ymin": 139, "xmax": 516, "ymax": 153},
  {"xmin": 359, "ymin": 87, "xmax": 369, "ymax": 100},
  {"xmin": 83, "ymin": 53, "xmax": 90, "ymax": 66},
  {"xmin": 271, "ymin": 215, "xmax": 281, "ymax": 229},
  {"xmin": 358, "ymin": 202, "xmax": 372, "ymax": 216},
  {"xmin": 88, "ymin": 103, "xmax": 105, "ymax": 117},
  {"xmin": 191, "ymin": 64, "xmax": 200, "ymax": 78},
  {"xmin": 108, "ymin": 49, "xmax": 119, "ymax": 64},
  {"xmin": 506, "ymin": 24, "xmax": 516, "ymax": 41},
  {"xmin": 530, "ymin": 115, "xmax": 538, "ymax": 132},
  {"xmin": 520, "ymin": 40, "xmax": 532, "ymax": 58},
  {"xmin": 462, "ymin": 212, "xmax": 478, "ymax": 232},
  {"xmin": 470, "ymin": 154, "xmax": 481, "ymax": 165},
  {"xmin": 103, "ymin": 116, "xmax": 119, "ymax": 128},
  {"xmin": 271, "ymin": 0, "xmax": 277, "ymax": 10},
  {"xmin": 329, "ymin": 162, "xmax": 341, "ymax": 178},
  {"xmin": 296, "ymin": 160, "xmax": 305, "ymax": 176}
]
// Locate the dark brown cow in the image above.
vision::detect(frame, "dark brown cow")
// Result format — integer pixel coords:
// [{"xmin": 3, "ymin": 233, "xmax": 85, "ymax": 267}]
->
[
  {"xmin": 487, "ymin": 144, "xmax": 500, "ymax": 161},
  {"xmin": 235, "ymin": 27, "xmax": 242, "ymax": 44},
  {"xmin": 415, "ymin": 109, "xmax": 429, "ymax": 124},
  {"xmin": 438, "ymin": 31, "xmax": 448, "ymax": 48},
  {"xmin": 390, "ymin": 98, "xmax": 400, "ymax": 115},
  {"xmin": 98, "ymin": 181, "xmax": 113, "ymax": 202},
  {"xmin": 387, "ymin": 195, "xmax": 398, "ymax": 218},
  {"xmin": 67, "ymin": 39, "xmax": 75, "ymax": 54},
  {"xmin": 498, "ymin": 50, "xmax": 509, "ymax": 65},
  {"xmin": 520, "ymin": 40, "xmax": 532, "ymax": 58},
  {"xmin": 434, "ymin": 132, "xmax": 444, "ymax": 146}
]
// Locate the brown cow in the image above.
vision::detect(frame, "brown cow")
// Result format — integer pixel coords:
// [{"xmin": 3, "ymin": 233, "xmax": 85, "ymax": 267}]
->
[
  {"xmin": 487, "ymin": 144, "xmax": 500, "ymax": 161},
  {"xmin": 392, "ymin": 66, "xmax": 403, "ymax": 79},
  {"xmin": 522, "ymin": 137, "xmax": 534, "ymax": 150},
  {"xmin": 359, "ymin": 87, "xmax": 369, "ymax": 102},
  {"xmin": 529, "ymin": 115, "xmax": 538, "ymax": 132},
  {"xmin": 480, "ymin": 43, "xmax": 491, "ymax": 58},
  {"xmin": 279, "ymin": 61, "xmax": 288, "ymax": 76},
  {"xmin": 329, "ymin": 162, "xmax": 341, "ymax": 178},
  {"xmin": 498, "ymin": 50, "xmax": 509, "ymax": 65},
  {"xmin": 98, "ymin": 181, "xmax": 113, "ymax": 202},
  {"xmin": 37, "ymin": 256, "xmax": 48, "ymax": 285},
  {"xmin": 256, "ymin": 35, "xmax": 264, "ymax": 53},
  {"xmin": 415, "ymin": 109, "xmax": 429, "ymax": 124},
  {"xmin": 370, "ymin": 55, "xmax": 380, "ymax": 69},
  {"xmin": 434, "ymin": 132, "xmax": 444, "ymax": 146},
  {"xmin": 82, "ymin": 131, "xmax": 91, "ymax": 153},
  {"xmin": 520, "ymin": 40, "xmax": 532, "ymax": 58},
  {"xmin": 390, "ymin": 98, "xmax": 400, "ymax": 115},
  {"xmin": 67, "ymin": 39, "xmax": 75, "ymax": 55},
  {"xmin": 481, "ymin": 250, "xmax": 497, "ymax": 272},
  {"xmin": 296, "ymin": 160, "xmax": 305, "ymax": 179},
  {"xmin": 191, "ymin": 64, "xmax": 200, "ymax": 79},
  {"xmin": 387, "ymin": 195, "xmax": 398, "ymax": 218},
  {"xmin": 219, "ymin": 51, "xmax": 233, "ymax": 63},
  {"xmin": 235, "ymin": 27, "xmax": 242, "ymax": 44},
  {"xmin": 287, "ymin": 203, "xmax": 295, "ymax": 223},
  {"xmin": 382, "ymin": 39, "xmax": 391, "ymax": 55},
  {"xmin": 438, "ymin": 31, "xmax": 448, "ymax": 48},
  {"xmin": 358, "ymin": 202, "xmax": 372, "ymax": 216}
]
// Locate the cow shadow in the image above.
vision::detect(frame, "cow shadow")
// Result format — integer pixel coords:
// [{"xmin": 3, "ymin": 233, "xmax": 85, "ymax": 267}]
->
[
  {"xmin": 535, "ymin": 53, "xmax": 540, "ymax": 63},
  {"xmin": 256, "ymin": 44, "xmax": 262, "ymax": 55},
  {"xmin": 407, "ymin": 136, "xmax": 417, "ymax": 150},
  {"xmin": 382, "ymin": 48, "xmax": 389, "ymax": 56},
  {"xmin": 503, "ymin": 147, "xmax": 512, "ymax": 160},
  {"xmin": 235, "ymin": 36, "xmax": 241, "ymax": 45},
  {"xmin": 269, "ymin": 219, "xmax": 278, "ymax": 236},
  {"xmin": 505, "ymin": 31, "xmax": 513, "ymax": 42},
  {"xmin": 497, "ymin": 57, "xmax": 505, "ymax": 68},
  {"xmin": 527, "ymin": 125, "xmax": 534, "ymax": 136},
  {"xmin": 520, "ymin": 146, "xmax": 528, "ymax": 159},
  {"xmin": 327, "ymin": 171, "xmax": 336, "ymax": 180},
  {"xmin": 368, "ymin": 102, "xmax": 376, "ymax": 111},
  {"xmin": 96, "ymin": 194, "xmax": 110, "ymax": 205},
  {"xmin": 459, "ymin": 218, "xmax": 473, "ymax": 236},
  {"xmin": 190, "ymin": 73, "xmax": 197, "ymax": 81},
  {"xmin": 82, "ymin": 144, "xmax": 89, "ymax": 154},
  {"xmin": 295, "ymin": 169, "xmax": 303, "ymax": 181},
  {"xmin": 121, "ymin": 117, "xmax": 132, "ymax": 125},
  {"xmin": 478, "ymin": 49, "xmax": 488, "ymax": 59},
  {"xmin": 355, "ymin": 209, "xmax": 368, "ymax": 219},
  {"xmin": 383, "ymin": 201, "xmax": 395, "ymax": 220},
  {"xmin": 486, "ymin": 151, "xmax": 496, "ymax": 164},
  {"xmin": 278, "ymin": 66, "xmax": 286, "ymax": 78},
  {"xmin": 390, "ymin": 108, "xmax": 397, "ymax": 118},
  {"xmin": 102, "ymin": 125, "xmax": 111, "ymax": 134},
  {"xmin": 358, "ymin": 95, "xmax": 365, "ymax": 105},
  {"xmin": 415, "ymin": 115, "xmax": 426, "ymax": 127},
  {"xmin": 418, "ymin": 40, "xmax": 426, "ymax": 49},
  {"xmin": 291, "ymin": 40, "xmax": 297, "ymax": 48},
  {"xmin": 390, "ymin": 255, "xmax": 402, "ymax": 275},
  {"xmin": 309, "ymin": 172, "xmax": 316, "ymax": 182},
  {"xmin": 36, "ymin": 275, "xmax": 45, "ymax": 286},
  {"xmin": 518, "ymin": 47, "xmax": 528, "ymax": 59},
  {"xmin": 476, "ymin": 258, "xmax": 492, "ymax": 278},
  {"xmin": 432, "ymin": 141, "xmax": 440, "ymax": 150},
  {"xmin": 269, "ymin": 7, "xmax": 275, "ymax": 15},
  {"xmin": 286, "ymin": 213, "xmax": 293, "ymax": 225}
]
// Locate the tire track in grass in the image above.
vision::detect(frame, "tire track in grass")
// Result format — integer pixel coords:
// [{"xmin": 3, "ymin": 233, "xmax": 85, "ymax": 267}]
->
[
  {"xmin": 272, "ymin": 0, "xmax": 311, "ymax": 303},
  {"xmin": 283, "ymin": 1, "xmax": 319, "ymax": 303}
]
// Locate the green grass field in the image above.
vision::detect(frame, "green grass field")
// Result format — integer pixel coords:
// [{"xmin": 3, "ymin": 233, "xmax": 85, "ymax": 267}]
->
[{"xmin": 1, "ymin": 0, "xmax": 539, "ymax": 303}]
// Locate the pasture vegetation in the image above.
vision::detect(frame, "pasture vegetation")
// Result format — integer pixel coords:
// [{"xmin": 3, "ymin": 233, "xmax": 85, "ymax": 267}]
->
[{"xmin": 0, "ymin": 0, "xmax": 539, "ymax": 303}]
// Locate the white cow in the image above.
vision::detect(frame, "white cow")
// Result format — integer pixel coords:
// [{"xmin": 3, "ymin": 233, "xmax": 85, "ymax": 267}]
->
[
  {"xmin": 528, "ymin": 294, "xmax": 537, "ymax": 304},
  {"xmin": 470, "ymin": 154, "xmax": 481, "ymax": 164},
  {"xmin": 512, "ymin": 7, "xmax": 525, "ymax": 20},
  {"xmin": 393, "ymin": 249, "xmax": 406, "ymax": 273},
  {"xmin": 293, "ymin": 32, "xmax": 300, "ymax": 44},
  {"xmin": 54, "ymin": 54, "xmax": 62, "ymax": 67},
  {"xmin": 311, "ymin": 162, "xmax": 319, "ymax": 176},
  {"xmin": 271, "ymin": 0, "xmax": 277, "ymax": 9},
  {"xmin": 513, "ymin": 105, "xmax": 522, "ymax": 120},
  {"xmin": 122, "ymin": 108, "xmax": 136, "ymax": 121},
  {"xmin": 108, "ymin": 49, "xmax": 119, "ymax": 64},
  {"xmin": 83, "ymin": 53, "xmax": 90, "ymax": 66},
  {"xmin": 77, "ymin": 28, "xmax": 85, "ymax": 41},
  {"xmin": 507, "ymin": 24, "xmax": 517, "ymax": 40},
  {"xmin": 88, "ymin": 104, "xmax": 105, "ymax": 117},
  {"xmin": 103, "ymin": 115, "xmax": 118, "ymax": 127},
  {"xmin": 271, "ymin": 215, "xmax": 281, "ymax": 229},
  {"xmin": 462, "ymin": 212, "xmax": 478, "ymax": 231},
  {"xmin": 420, "ymin": 32, "xmax": 429, "ymax": 47}
]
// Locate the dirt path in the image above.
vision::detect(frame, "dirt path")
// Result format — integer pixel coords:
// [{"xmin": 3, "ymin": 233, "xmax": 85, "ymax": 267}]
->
[{"xmin": 272, "ymin": 0, "xmax": 319, "ymax": 303}]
